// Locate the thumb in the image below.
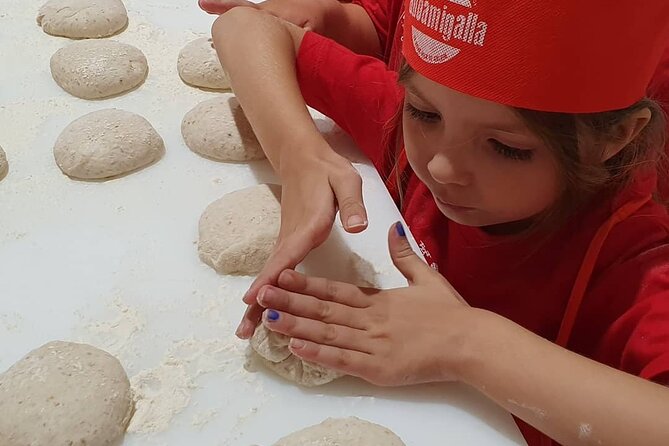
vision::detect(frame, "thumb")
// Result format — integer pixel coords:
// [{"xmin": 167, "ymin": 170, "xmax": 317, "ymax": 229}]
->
[
  {"xmin": 199, "ymin": 0, "xmax": 257, "ymax": 14},
  {"xmin": 330, "ymin": 170, "xmax": 368, "ymax": 234},
  {"xmin": 388, "ymin": 222, "xmax": 436, "ymax": 285}
]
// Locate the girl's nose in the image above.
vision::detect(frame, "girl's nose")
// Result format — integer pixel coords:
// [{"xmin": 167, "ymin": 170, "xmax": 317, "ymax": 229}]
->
[{"xmin": 426, "ymin": 152, "xmax": 471, "ymax": 186}]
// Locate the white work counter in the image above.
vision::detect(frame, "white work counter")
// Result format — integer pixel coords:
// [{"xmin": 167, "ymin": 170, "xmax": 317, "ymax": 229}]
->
[{"xmin": 0, "ymin": 1, "xmax": 526, "ymax": 444}]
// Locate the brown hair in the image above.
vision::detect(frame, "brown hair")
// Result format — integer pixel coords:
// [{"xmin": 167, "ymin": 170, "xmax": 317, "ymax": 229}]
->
[{"xmin": 387, "ymin": 64, "xmax": 667, "ymax": 232}]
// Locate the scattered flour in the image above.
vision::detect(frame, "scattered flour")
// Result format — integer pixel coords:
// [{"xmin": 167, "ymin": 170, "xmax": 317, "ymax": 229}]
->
[
  {"xmin": 578, "ymin": 423, "xmax": 592, "ymax": 440},
  {"xmin": 507, "ymin": 399, "xmax": 548, "ymax": 420},
  {"xmin": 84, "ymin": 297, "xmax": 146, "ymax": 361},
  {"xmin": 191, "ymin": 409, "xmax": 220, "ymax": 430},
  {"xmin": 128, "ymin": 336, "xmax": 247, "ymax": 434}
]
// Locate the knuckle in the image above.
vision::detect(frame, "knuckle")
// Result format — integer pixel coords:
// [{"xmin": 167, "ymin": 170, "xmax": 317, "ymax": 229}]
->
[
  {"xmin": 337, "ymin": 195, "xmax": 362, "ymax": 212},
  {"xmin": 322, "ymin": 324, "xmax": 338, "ymax": 343},
  {"xmin": 315, "ymin": 301, "xmax": 331, "ymax": 320},
  {"xmin": 334, "ymin": 349, "xmax": 352, "ymax": 368},
  {"xmin": 325, "ymin": 280, "xmax": 338, "ymax": 301}
]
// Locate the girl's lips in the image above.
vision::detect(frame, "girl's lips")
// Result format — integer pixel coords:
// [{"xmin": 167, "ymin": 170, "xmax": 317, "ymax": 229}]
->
[{"xmin": 435, "ymin": 195, "xmax": 476, "ymax": 211}]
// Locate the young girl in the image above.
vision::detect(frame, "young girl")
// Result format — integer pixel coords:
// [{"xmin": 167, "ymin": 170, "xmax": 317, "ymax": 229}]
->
[{"xmin": 211, "ymin": 1, "xmax": 669, "ymax": 444}]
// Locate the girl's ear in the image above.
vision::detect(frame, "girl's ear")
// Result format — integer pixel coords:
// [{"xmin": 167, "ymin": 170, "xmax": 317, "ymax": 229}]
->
[{"xmin": 601, "ymin": 108, "xmax": 652, "ymax": 162}]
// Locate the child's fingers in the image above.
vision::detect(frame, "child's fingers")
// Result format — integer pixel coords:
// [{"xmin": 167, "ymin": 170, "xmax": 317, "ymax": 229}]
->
[
  {"xmin": 288, "ymin": 338, "xmax": 377, "ymax": 379},
  {"xmin": 256, "ymin": 285, "xmax": 368, "ymax": 329},
  {"xmin": 277, "ymin": 269, "xmax": 372, "ymax": 308},
  {"xmin": 387, "ymin": 222, "xmax": 439, "ymax": 285},
  {"xmin": 263, "ymin": 310, "xmax": 370, "ymax": 353}
]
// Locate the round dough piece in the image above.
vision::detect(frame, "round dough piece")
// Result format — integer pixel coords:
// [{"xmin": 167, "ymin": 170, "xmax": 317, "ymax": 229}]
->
[
  {"xmin": 198, "ymin": 184, "xmax": 281, "ymax": 275},
  {"xmin": 181, "ymin": 96, "xmax": 265, "ymax": 162},
  {"xmin": 51, "ymin": 40, "xmax": 148, "ymax": 99},
  {"xmin": 37, "ymin": 0, "xmax": 128, "ymax": 39},
  {"xmin": 177, "ymin": 37, "xmax": 230, "ymax": 90},
  {"xmin": 54, "ymin": 109, "xmax": 164, "ymax": 180},
  {"xmin": 0, "ymin": 341, "xmax": 134, "ymax": 446},
  {"xmin": 0, "ymin": 145, "xmax": 7, "ymax": 180},
  {"xmin": 251, "ymin": 325, "xmax": 343, "ymax": 387},
  {"xmin": 274, "ymin": 417, "xmax": 406, "ymax": 446}
]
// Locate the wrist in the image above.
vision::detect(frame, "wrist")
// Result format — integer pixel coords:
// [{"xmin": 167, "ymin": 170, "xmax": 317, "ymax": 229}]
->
[
  {"xmin": 450, "ymin": 309, "xmax": 517, "ymax": 386},
  {"xmin": 277, "ymin": 132, "xmax": 336, "ymax": 177}
]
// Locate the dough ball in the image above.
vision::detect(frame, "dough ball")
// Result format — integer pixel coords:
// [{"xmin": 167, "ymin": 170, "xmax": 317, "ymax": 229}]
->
[
  {"xmin": 51, "ymin": 40, "xmax": 148, "ymax": 99},
  {"xmin": 181, "ymin": 96, "xmax": 265, "ymax": 162},
  {"xmin": 0, "ymin": 145, "xmax": 7, "ymax": 180},
  {"xmin": 37, "ymin": 0, "xmax": 128, "ymax": 39},
  {"xmin": 0, "ymin": 341, "xmax": 134, "ymax": 446},
  {"xmin": 274, "ymin": 417, "xmax": 406, "ymax": 446},
  {"xmin": 251, "ymin": 325, "xmax": 343, "ymax": 387},
  {"xmin": 54, "ymin": 109, "xmax": 164, "ymax": 180},
  {"xmin": 177, "ymin": 37, "xmax": 230, "ymax": 90},
  {"xmin": 198, "ymin": 184, "xmax": 280, "ymax": 275}
]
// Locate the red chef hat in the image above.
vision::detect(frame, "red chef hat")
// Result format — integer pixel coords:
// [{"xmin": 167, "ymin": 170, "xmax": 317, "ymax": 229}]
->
[{"xmin": 402, "ymin": 0, "xmax": 669, "ymax": 113}]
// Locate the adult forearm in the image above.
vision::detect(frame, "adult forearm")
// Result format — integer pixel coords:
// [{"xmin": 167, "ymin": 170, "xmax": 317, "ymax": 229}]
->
[
  {"xmin": 212, "ymin": 8, "xmax": 329, "ymax": 174},
  {"xmin": 325, "ymin": 3, "xmax": 381, "ymax": 56},
  {"xmin": 459, "ymin": 310, "xmax": 669, "ymax": 446}
]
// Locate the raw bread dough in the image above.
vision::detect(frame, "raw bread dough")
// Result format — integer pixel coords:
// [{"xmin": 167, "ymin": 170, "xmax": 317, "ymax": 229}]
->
[
  {"xmin": 0, "ymin": 145, "xmax": 7, "ymax": 180},
  {"xmin": 273, "ymin": 417, "xmax": 406, "ymax": 446},
  {"xmin": 181, "ymin": 96, "xmax": 265, "ymax": 162},
  {"xmin": 0, "ymin": 341, "xmax": 134, "ymax": 446},
  {"xmin": 54, "ymin": 109, "xmax": 164, "ymax": 180},
  {"xmin": 51, "ymin": 40, "xmax": 148, "ymax": 99},
  {"xmin": 177, "ymin": 37, "xmax": 230, "ymax": 90},
  {"xmin": 37, "ymin": 0, "xmax": 128, "ymax": 39},
  {"xmin": 251, "ymin": 325, "xmax": 343, "ymax": 387},
  {"xmin": 198, "ymin": 184, "xmax": 280, "ymax": 275}
]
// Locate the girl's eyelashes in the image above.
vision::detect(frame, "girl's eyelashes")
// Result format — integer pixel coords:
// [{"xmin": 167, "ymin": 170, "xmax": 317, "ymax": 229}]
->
[
  {"xmin": 404, "ymin": 103, "xmax": 441, "ymax": 123},
  {"xmin": 490, "ymin": 139, "xmax": 534, "ymax": 161}
]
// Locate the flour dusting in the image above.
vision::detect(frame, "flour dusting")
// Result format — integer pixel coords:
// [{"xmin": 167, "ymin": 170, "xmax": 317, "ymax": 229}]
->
[
  {"xmin": 128, "ymin": 336, "xmax": 247, "ymax": 434},
  {"xmin": 578, "ymin": 423, "xmax": 592, "ymax": 440},
  {"xmin": 507, "ymin": 399, "xmax": 548, "ymax": 420}
]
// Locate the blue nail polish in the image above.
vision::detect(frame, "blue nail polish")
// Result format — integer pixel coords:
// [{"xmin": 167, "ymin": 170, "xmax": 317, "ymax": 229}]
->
[
  {"xmin": 395, "ymin": 221, "xmax": 406, "ymax": 237},
  {"xmin": 266, "ymin": 309, "xmax": 280, "ymax": 322}
]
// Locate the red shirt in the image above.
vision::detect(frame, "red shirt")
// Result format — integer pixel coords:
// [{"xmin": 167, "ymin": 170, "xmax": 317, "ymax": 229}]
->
[{"xmin": 296, "ymin": 32, "xmax": 669, "ymax": 446}]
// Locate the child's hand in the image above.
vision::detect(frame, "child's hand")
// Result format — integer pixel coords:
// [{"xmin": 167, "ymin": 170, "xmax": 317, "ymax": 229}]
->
[
  {"xmin": 255, "ymin": 223, "xmax": 474, "ymax": 386},
  {"xmin": 199, "ymin": 0, "xmax": 343, "ymax": 35},
  {"xmin": 235, "ymin": 148, "xmax": 368, "ymax": 339}
]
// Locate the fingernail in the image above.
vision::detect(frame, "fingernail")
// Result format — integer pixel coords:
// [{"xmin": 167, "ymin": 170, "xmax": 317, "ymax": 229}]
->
[
  {"xmin": 395, "ymin": 221, "xmax": 406, "ymax": 237},
  {"xmin": 290, "ymin": 339, "xmax": 306, "ymax": 349},
  {"xmin": 257, "ymin": 287, "xmax": 272, "ymax": 306},
  {"xmin": 347, "ymin": 215, "xmax": 367, "ymax": 229},
  {"xmin": 235, "ymin": 321, "xmax": 249, "ymax": 338},
  {"xmin": 266, "ymin": 309, "xmax": 280, "ymax": 322}
]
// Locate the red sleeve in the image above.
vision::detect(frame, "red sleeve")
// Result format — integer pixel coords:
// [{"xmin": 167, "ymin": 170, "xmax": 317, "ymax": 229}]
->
[
  {"xmin": 598, "ymin": 265, "xmax": 669, "ymax": 385},
  {"xmin": 295, "ymin": 31, "xmax": 403, "ymax": 172},
  {"xmin": 583, "ymin": 232, "xmax": 669, "ymax": 385}
]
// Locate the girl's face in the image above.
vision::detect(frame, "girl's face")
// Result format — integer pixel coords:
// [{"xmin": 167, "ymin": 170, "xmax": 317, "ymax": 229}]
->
[{"xmin": 402, "ymin": 72, "xmax": 562, "ymax": 228}]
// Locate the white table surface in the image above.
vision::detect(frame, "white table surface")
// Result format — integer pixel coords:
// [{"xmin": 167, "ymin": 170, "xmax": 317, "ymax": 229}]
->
[{"xmin": 0, "ymin": 0, "xmax": 527, "ymax": 444}]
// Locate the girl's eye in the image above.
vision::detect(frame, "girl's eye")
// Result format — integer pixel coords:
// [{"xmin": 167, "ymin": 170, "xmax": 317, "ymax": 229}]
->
[
  {"xmin": 404, "ymin": 103, "xmax": 441, "ymax": 123},
  {"xmin": 490, "ymin": 139, "xmax": 534, "ymax": 161}
]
